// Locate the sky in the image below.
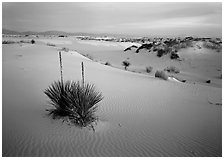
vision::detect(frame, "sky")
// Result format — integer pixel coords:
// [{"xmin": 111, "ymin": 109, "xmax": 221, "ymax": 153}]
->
[{"xmin": 2, "ymin": 2, "xmax": 222, "ymax": 37}]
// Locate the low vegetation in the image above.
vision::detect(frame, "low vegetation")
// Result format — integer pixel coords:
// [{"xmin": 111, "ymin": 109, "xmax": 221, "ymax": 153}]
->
[
  {"xmin": 146, "ymin": 66, "xmax": 153, "ymax": 73},
  {"xmin": 2, "ymin": 40, "xmax": 16, "ymax": 44},
  {"xmin": 3, "ymin": 39, "xmax": 35, "ymax": 44},
  {"xmin": 47, "ymin": 43, "xmax": 56, "ymax": 47},
  {"xmin": 44, "ymin": 81, "xmax": 103, "ymax": 128},
  {"xmin": 61, "ymin": 47, "xmax": 69, "ymax": 52},
  {"xmin": 122, "ymin": 60, "xmax": 131, "ymax": 70},
  {"xmin": 155, "ymin": 70, "xmax": 168, "ymax": 80},
  {"xmin": 105, "ymin": 62, "xmax": 111, "ymax": 66},
  {"xmin": 170, "ymin": 51, "xmax": 180, "ymax": 60},
  {"xmin": 164, "ymin": 66, "xmax": 180, "ymax": 74},
  {"xmin": 82, "ymin": 54, "xmax": 94, "ymax": 60},
  {"xmin": 203, "ymin": 41, "xmax": 222, "ymax": 52},
  {"xmin": 31, "ymin": 39, "xmax": 35, "ymax": 44},
  {"xmin": 45, "ymin": 52, "xmax": 103, "ymax": 129}
]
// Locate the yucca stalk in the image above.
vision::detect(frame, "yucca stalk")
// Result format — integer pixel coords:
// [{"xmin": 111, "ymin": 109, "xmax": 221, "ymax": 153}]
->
[
  {"xmin": 59, "ymin": 51, "xmax": 63, "ymax": 85},
  {"xmin": 81, "ymin": 62, "xmax": 84, "ymax": 86}
]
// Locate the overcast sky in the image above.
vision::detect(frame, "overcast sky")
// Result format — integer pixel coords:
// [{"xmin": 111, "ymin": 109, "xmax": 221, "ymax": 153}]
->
[{"xmin": 2, "ymin": 2, "xmax": 222, "ymax": 37}]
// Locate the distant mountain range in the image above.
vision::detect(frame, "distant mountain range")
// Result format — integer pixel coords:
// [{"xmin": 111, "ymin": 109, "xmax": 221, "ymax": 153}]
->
[
  {"xmin": 3, "ymin": 28, "xmax": 80, "ymax": 36},
  {"xmin": 2, "ymin": 28, "xmax": 127, "ymax": 38}
]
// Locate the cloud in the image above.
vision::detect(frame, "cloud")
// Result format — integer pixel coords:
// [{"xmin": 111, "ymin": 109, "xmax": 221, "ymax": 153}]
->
[{"xmin": 2, "ymin": 2, "xmax": 222, "ymax": 37}]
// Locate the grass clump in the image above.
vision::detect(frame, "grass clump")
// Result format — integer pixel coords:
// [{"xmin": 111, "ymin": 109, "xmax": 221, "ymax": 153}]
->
[
  {"xmin": 2, "ymin": 40, "xmax": 16, "ymax": 44},
  {"xmin": 155, "ymin": 70, "xmax": 168, "ymax": 80},
  {"xmin": 146, "ymin": 66, "xmax": 153, "ymax": 73},
  {"xmin": 164, "ymin": 66, "xmax": 180, "ymax": 74},
  {"xmin": 31, "ymin": 39, "xmax": 35, "ymax": 44},
  {"xmin": 47, "ymin": 43, "xmax": 56, "ymax": 47},
  {"xmin": 170, "ymin": 51, "xmax": 180, "ymax": 60},
  {"xmin": 105, "ymin": 62, "xmax": 111, "ymax": 66},
  {"xmin": 83, "ymin": 54, "xmax": 94, "ymax": 60},
  {"xmin": 61, "ymin": 47, "xmax": 69, "ymax": 52},
  {"xmin": 44, "ymin": 80, "xmax": 103, "ymax": 128},
  {"xmin": 20, "ymin": 40, "xmax": 32, "ymax": 44},
  {"xmin": 122, "ymin": 60, "xmax": 130, "ymax": 70}
]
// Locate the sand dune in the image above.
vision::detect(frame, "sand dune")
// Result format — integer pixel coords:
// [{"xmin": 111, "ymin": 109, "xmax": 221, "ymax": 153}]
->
[
  {"xmin": 2, "ymin": 38, "xmax": 222, "ymax": 156},
  {"xmin": 61, "ymin": 38, "xmax": 221, "ymax": 88}
]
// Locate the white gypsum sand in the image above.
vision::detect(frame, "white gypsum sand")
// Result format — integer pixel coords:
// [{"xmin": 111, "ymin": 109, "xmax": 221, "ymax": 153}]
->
[{"xmin": 2, "ymin": 37, "xmax": 222, "ymax": 157}]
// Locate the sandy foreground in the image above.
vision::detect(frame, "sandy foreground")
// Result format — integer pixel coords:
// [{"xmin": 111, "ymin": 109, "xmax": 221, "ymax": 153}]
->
[{"xmin": 2, "ymin": 37, "xmax": 222, "ymax": 156}]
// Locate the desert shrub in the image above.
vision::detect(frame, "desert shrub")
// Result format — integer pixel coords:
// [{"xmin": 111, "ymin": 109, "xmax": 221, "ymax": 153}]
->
[
  {"xmin": 44, "ymin": 80, "xmax": 103, "ymax": 127},
  {"xmin": 47, "ymin": 43, "xmax": 56, "ymax": 47},
  {"xmin": 31, "ymin": 39, "xmax": 35, "ymax": 44},
  {"xmin": 83, "ymin": 54, "xmax": 93, "ymax": 60},
  {"xmin": 146, "ymin": 66, "xmax": 153, "ymax": 73},
  {"xmin": 61, "ymin": 47, "xmax": 69, "ymax": 52},
  {"xmin": 105, "ymin": 62, "xmax": 111, "ymax": 66},
  {"xmin": 203, "ymin": 41, "xmax": 221, "ymax": 52},
  {"xmin": 164, "ymin": 66, "xmax": 180, "ymax": 73},
  {"xmin": 174, "ymin": 40, "xmax": 193, "ymax": 50},
  {"xmin": 19, "ymin": 40, "xmax": 31, "ymax": 43},
  {"xmin": 180, "ymin": 40, "xmax": 193, "ymax": 48},
  {"xmin": 2, "ymin": 40, "xmax": 16, "ymax": 44},
  {"xmin": 155, "ymin": 70, "xmax": 168, "ymax": 80},
  {"xmin": 164, "ymin": 46, "xmax": 172, "ymax": 54},
  {"xmin": 157, "ymin": 49, "xmax": 165, "ymax": 57},
  {"xmin": 122, "ymin": 60, "xmax": 131, "ymax": 70},
  {"xmin": 170, "ymin": 51, "xmax": 180, "ymax": 60}
]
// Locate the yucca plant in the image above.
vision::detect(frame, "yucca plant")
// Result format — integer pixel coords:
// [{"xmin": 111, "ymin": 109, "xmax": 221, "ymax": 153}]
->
[
  {"xmin": 66, "ymin": 81, "xmax": 103, "ymax": 127},
  {"xmin": 44, "ymin": 81, "xmax": 72, "ymax": 118},
  {"xmin": 44, "ymin": 80, "xmax": 103, "ymax": 127},
  {"xmin": 45, "ymin": 52, "xmax": 103, "ymax": 128}
]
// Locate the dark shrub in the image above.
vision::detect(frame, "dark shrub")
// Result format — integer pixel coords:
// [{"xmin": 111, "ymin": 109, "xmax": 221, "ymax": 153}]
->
[
  {"xmin": 31, "ymin": 39, "xmax": 35, "ymax": 44},
  {"xmin": 61, "ymin": 47, "xmax": 69, "ymax": 52},
  {"xmin": 203, "ymin": 41, "xmax": 222, "ymax": 52},
  {"xmin": 170, "ymin": 52, "xmax": 179, "ymax": 59},
  {"xmin": 20, "ymin": 40, "xmax": 31, "ymax": 43},
  {"xmin": 157, "ymin": 49, "xmax": 165, "ymax": 57},
  {"xmin": 2, "ymin": 40, "xmax": 16, "ymax": 44},
  {"xmin": 164, "ymin": 66, "xmax": 180, "ymax": 73},
  {"xmin": 164, "ymin": 46, "xmax": 172, "ymax": 54},
  {"xmin": 47, "ymin": 43, "xmax": 56, "ymax": 47},
  {"xmin": 44, "ymin": 80, "xmax": 103, "ymax": 127},
  {"xmin": 146, "ymin": 66, "xmax": 153, "ymax": 73},
  {"xmin": 122, "ymin": 60, "xmax": 131, "ymax": 70},
  {"xmin": 105, "ymin": 62, "xmax": 111, "ymax": 66},
  {"xmin": 155, "ymin": 70, "xmax": 168, "ymax": 80}
]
